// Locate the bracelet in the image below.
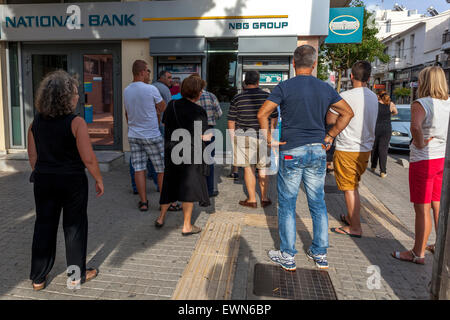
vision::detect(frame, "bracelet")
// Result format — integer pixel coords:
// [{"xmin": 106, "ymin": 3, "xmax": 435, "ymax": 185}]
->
[{"xmin": 326, "ymin": 133, "xmax": 335, "ymax": 139}]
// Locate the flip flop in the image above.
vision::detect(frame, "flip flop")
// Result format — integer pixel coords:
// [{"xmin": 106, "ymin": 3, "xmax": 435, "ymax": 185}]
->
[
  {"xmin": 330, "ymin": 227, "xmax": 362, "ymax": 238},
  {"xmin": 340, "ymin": 214, "xmax": 350, "ymax": 226},
  {"xmin": 182, "ymin": 225, "xmax": 202, "ymax": 236}
]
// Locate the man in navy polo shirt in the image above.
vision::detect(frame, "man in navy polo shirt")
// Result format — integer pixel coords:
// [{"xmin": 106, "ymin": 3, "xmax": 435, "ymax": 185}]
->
[{"xmin": 258, "ymin": 45, "xmax": 354, "ymax": 270}]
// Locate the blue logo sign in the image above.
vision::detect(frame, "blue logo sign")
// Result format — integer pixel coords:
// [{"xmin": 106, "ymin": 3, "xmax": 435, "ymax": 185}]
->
[{"xmin": 325, "ymin": 7, "xmax": 364, "ymax": 44}]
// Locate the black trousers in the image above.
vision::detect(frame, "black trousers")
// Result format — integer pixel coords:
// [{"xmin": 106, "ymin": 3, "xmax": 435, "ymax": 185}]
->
[
  {"xmin": 371, "ymin": 127, "xmax": 391, "ymax": 174},
  {"xmin": 30, "ymin": 173, "xmax": 88, "ymax": 283}
]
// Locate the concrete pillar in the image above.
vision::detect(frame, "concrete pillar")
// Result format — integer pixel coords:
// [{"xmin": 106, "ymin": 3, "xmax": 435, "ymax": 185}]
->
[
  {"xmin": 297, "ymin": 36, "xmax": 320, "ymax": 77},
  {"xmin": 0, "ymin": 42, "xmax": 8, "ymax": 154},
  {"xmin": 121, "ymin": 40, "xmax": 152, "ymax": 153}
]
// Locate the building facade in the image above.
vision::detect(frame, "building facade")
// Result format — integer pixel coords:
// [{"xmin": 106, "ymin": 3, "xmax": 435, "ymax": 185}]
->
[
  {"xmin": 372, "ymin": 11, "xmax": 450, "ymax": 103},
  {"xmin": 0, "ymin": 0, "xmax": 350, "ymax": 155}
]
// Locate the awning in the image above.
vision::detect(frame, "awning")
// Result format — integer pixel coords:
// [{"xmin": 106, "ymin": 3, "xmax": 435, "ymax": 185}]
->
[
  {"xmin": 150, "ymin": 37, "xmax": 206, "ymax": 56},
  {"xmin": 238, "ymin": 36, "xmax": 298, "ymax": 56}
]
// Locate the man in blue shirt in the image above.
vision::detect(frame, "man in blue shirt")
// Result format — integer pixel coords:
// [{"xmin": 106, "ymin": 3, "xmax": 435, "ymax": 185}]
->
[{"xmin": 258, "ymin": 45, "xmax": 354, "ymax": 270}]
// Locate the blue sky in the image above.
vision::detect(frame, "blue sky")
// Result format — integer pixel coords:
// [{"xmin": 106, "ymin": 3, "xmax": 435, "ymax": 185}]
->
[{"xmin": 364, "ymin": 0, "xmax": 449, "ymax": 14}]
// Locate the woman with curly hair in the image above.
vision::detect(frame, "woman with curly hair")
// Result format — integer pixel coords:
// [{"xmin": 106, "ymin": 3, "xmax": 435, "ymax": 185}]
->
[{"xmin": 27, "ymin": 70, "xmax": 104, "ymax": 290}]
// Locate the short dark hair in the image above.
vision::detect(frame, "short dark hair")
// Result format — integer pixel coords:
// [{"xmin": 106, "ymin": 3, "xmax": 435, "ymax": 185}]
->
[
  {"xmin": 293, "ymin": 45, "xmax": 316, "ymax": 68},
  {"xmin": 351, "ymin": 61, "xmax": 372, "ymax": 83},
  {"xmin": 132, "ymin": 60, "xmax": 148, "ymax": 76},
  {"xmin": 244, "ymin": 71, "xmax": 260, "ymax": 86},
  {"xmin": 158, "ymin": 70, "xmax": 169, "ymax": 79},
  {"xmin": 181, "ymin": 75, "xmax": 205, "ymax": 99}
]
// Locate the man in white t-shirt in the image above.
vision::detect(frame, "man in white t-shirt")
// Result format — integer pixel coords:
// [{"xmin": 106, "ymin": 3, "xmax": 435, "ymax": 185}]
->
[
  {"xmin": 124, "ymin": 60, "xmax": 166, "ymax": 211},
  {"xmin": 327, "ymin": 61, "xmax": 378, "ymax": 238}
]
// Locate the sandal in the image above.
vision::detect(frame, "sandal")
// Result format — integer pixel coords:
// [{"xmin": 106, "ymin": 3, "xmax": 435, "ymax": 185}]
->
[
  {"xmin": 138, "ymin": 200, "xmax": 149, "ymax": 212},
  {"xmin": 330, "ymin": 227, "xmax": 361, "ymax": 238},
  {"xmin": 340, "ymin": 214, "xmax": 350, "ymax": 226},
  {"xmin": 182, "ymin": 225, "xmax": 202, "ymax": 236},
  {"xmin": 155, "ymin": 219, "xmax": 164, "ymax": 228},
  {"xmin": 426, "ymin": 244, "xmax": 435, "ymax": 254},
  {"xmin": 32, "ymin": 275, "xmax": 48, "ymax": 291},
  {"xmin": 391, "ymin": 250, "xmax": 425, "ymax": 265},
  {"xmin": 239, "ymin": 199, "xmax": 257, "ymax": 208},
  {"xmin": 70, "ymin": 268, "xmax": 99, "ymax": 287},
  {"xmin": 168, "ymin": 203, "xmax": 182, "ymax": 211}
]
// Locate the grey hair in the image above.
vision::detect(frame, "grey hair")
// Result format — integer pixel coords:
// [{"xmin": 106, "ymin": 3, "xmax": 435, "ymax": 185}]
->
[
  {"xmin": 293, "ymin": 45, "xmax": 316, "ymax": 68},
  {"xmin": 35, "ymin": 70, "xmax": 78, "ymax": 118},
  {"xmin": 158, "ymin": 70, "xmax": 169, "ymax": 79}
]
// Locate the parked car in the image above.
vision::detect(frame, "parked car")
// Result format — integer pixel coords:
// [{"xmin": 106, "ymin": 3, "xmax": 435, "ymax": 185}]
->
[{"xmin": 389, "ymin": 104, "xmax": 411, "ymax": 151}]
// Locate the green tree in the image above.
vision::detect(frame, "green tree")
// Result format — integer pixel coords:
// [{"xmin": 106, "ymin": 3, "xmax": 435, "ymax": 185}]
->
[{"xmin": 320, "ymin": 0, "xmax": 390, "ymax": 91}]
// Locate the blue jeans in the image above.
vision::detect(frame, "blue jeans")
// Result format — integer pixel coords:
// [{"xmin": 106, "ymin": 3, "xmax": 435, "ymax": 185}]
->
[{"xmin": 277, "ymin": 143, "xmax": 328, "ymax": 256}]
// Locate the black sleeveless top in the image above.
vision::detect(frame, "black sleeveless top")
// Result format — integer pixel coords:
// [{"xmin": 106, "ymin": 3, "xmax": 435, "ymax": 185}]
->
[
  {"xmin": 376, "ymin": 102, "xmax": 392, "ymax": 129},
  {"xmin": 31, "ymin": 113, "xmax": 85, "ymax": 174}
]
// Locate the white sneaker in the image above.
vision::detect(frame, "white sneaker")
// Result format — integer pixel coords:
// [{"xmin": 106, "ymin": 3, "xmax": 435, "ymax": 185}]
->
[{"xmin": 267, "ymin": 250, "xmax": 296, "ymax": 271}]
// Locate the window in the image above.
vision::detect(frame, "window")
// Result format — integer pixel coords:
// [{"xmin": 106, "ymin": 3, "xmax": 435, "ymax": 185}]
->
[
  {"xmin": 395, "ymin": 40, "xmax": 404, "ymax": 59},
  {"xmin": 410, "ymin": 34, "xmax": 415, "ymax": 61},
  {"xmin": 8, "ymin": 43, "xmax": 23, "ymax": 147},
  {"xmin": 386, "ymin": 20, "xmax": 391, "ymax": 33}
]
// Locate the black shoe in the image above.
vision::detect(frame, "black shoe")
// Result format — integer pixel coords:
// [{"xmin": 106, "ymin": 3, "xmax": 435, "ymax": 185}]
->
[
  {"xmin": 133, "ymin": 190, "xmax": 138, "ymax": 195},
  {"xmin": 209, "ymin": 191, "xmax": 219, "ymax": 197},
  {"xmin": 199, "ymin": 201, "xmax": 210, "ymax": 207},
  {"xmin": 227, "ymin": 173, "xmax": 239, "ymax": 180}
]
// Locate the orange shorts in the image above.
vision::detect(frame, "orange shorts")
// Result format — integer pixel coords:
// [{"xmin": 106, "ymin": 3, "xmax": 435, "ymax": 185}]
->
[{"xmin": 333, "ymin": 150, "xmax": 371, "ymax": 191}]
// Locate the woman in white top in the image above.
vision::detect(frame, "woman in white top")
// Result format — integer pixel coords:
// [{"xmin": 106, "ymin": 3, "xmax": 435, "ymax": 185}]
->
[{"xmin": 392, "ymin": 66, "xmax": 450, "ymax": 264}]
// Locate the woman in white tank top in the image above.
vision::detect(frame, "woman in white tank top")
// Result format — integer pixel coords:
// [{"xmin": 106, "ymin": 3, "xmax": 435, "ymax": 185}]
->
[{"xmin": 393, "ymin": 66, "xmax": 450, "ymax": 264}]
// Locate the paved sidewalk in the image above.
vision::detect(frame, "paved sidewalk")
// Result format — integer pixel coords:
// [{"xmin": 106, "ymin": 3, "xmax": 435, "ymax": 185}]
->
[{"xmin": 0, "ymin": 153, "xmax": 435, "ymax": 300}]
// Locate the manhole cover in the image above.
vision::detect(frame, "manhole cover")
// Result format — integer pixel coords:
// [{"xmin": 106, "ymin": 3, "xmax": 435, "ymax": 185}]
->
[{"xmin": 253, "ymin": 264, "xmax": 337, "ymax": 300}]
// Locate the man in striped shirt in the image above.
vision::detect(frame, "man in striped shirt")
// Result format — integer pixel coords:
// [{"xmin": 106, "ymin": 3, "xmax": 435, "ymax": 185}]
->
[{"xmin": 228, "ymin": 71, "xmax": 278, "ymax": 208}]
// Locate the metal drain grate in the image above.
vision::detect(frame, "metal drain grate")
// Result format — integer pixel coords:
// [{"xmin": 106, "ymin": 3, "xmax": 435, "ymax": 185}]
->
[{"xmin": 253, "ymin": 264, "xmax": 337, "ymax": 300}]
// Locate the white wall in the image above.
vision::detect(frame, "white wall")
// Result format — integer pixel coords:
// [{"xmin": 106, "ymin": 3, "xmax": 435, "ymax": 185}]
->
[
  {"xmin": 383, "ymin": 11, "xmax": 450, "ymax": 70},
  {"xmin": 375, "ymin": 9, "xmax": 424, "ymax": 40}
]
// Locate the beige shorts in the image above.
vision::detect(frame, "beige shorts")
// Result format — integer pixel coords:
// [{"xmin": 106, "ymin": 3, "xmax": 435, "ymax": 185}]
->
[{"xmin": 233, "ymin": 135, "xmax": 270, "ymax": 169}]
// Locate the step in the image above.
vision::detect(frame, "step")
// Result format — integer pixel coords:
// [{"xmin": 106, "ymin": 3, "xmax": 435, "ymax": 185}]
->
[{"xmin": 0, "ymin": 151, "xmax": 124, "ymax": 173}]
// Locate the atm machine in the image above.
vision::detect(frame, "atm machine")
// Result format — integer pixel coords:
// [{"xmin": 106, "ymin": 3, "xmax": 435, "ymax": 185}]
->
[
  {"xmin": 156, "ymin": 56, "xmax": 202, "ymax": 83},
  {"xmin": 240, "ymin": 56, "xmax": 292, "ymax": 93}
]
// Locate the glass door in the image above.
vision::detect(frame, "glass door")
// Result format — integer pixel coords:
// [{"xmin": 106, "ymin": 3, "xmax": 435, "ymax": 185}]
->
[
  {"xmin": 206, "ymin": 39, "xmax": 238, "ymax": 152},
  {"xmin": 22, "ymin": 43, "xmax": 121, "ymax": 150},
  {"xmin": 83, "ymin": 54, "xmax": 114, "ymax": 146},
  {"xmin": 31, "ymin": 55, "xmax": 68, "ymax": 112}
]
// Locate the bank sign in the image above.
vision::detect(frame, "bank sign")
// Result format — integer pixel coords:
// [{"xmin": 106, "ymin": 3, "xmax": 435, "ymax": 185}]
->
[
  {"xmin": 0, "ymin": 3, "xmax": 138, "ymax": 41},
  {"xmin": 324, "ymin": 7, "xmax": 364, "ymax": 44},
  {"xmin": 0, "ymin": 0, "xmax": 330, "ymax": 41}
]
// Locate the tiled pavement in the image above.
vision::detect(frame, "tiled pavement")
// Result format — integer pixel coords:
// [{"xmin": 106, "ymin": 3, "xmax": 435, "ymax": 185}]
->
[{"xmin": 0, "ymin": 152, "xmax": 436, "ymax": 300}]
